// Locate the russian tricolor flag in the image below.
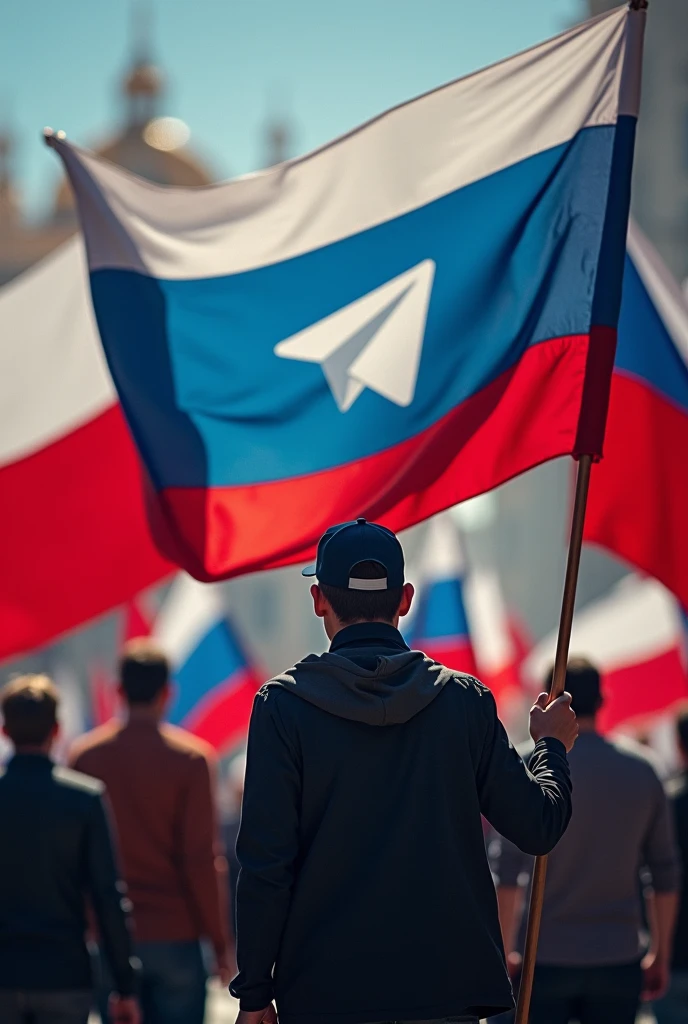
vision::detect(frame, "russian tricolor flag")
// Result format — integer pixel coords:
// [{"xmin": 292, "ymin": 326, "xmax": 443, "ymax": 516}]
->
[
  {"xmin": 410, "ymin": 513, "xmax": 527, "ymax": 721},
  {"xmin": 409, "ymin": 515, "xmax": 479, "ymax": 679},
  {"xmin": 48, "ymin": 5, "xmax": 645, "ymax": 582},
  {"xmin": 153, "ymin": 574, "xmax": 259, "ymax": 754},
  {"xmin": 585, "ymin": 222, "xmax": 688, "ymax": 610}
]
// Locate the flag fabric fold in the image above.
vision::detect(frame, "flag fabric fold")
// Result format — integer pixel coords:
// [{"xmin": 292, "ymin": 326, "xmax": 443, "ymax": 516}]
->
[
  {"xmin": 48, "ymin": 5, "xmax": 644, "ymax": 581},
  {"xmin": 584, "ymin": 222, "xmax": 688, "ymax": 610},
  {"xmin": 0, "ymin": 239, "xmax": 172, "ymax": 661},
  {"xmin": 153, "ymin": 574, "xmax": 259, "ymax": 753}
]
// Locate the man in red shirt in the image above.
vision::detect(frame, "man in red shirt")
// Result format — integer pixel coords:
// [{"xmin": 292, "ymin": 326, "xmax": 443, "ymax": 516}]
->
[{"xmin": 70, "ymin": 639, "xmax": 230, "ymax": 1024}]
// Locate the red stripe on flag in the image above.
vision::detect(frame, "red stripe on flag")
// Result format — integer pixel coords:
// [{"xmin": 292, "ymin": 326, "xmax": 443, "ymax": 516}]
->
[
  {"xmin": 598, "ymin": 647, "xmax": 688, "ymax": 734},
  {"xmin": 417, "ymin": 639, "xmax": 479, "ymax": 680},
  {"xmin": 181, "ymin": 668, "xmax": 260, "ymax": 755},
  {"xmin": 155, "ymin": 334, "xmax": 596, "ymax": 579},
  {"xmin": 585, "ymin": 372, "xmax": 688, "ymax": 610},
  {"xmin": 0, "ymin": 404, "xmax": 173, "ymax": 660}
]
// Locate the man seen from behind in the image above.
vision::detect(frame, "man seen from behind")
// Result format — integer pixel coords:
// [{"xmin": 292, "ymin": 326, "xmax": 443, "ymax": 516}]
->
[
  {"xmin": 0, "ymin": 676, "xmax": 139, "ymax": 1024},
  {"xmin": 654, "ymin": 708, "xmax": 688, "ymax": 1024},
  {"xmin": 230, "ymin": 518, "xmax": 578, "ymax": 1024},
  {"xmin": 69, "ymin": 640, "xmax": 231, "ymax": 1024},
  {"xmin": 493, "ymin": 658, "xmax": 680, "ymax": 1024}
]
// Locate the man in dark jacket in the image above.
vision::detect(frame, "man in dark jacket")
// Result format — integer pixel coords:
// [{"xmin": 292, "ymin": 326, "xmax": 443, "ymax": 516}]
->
[
  {"xmin": 0, "ymin": 675, "xmax": 139, "ymax": 1024},
  {"xmin": 230, "ymin": 518, "xmax": 577, "ymax": 1024},
  {"xmin": 654, "ymin": 707, "xmax": 688, "ymax": 1023}
]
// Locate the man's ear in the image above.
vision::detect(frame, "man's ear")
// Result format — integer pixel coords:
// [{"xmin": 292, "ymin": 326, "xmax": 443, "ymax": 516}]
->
[
  {"xmin": 398, "ymin": 582, "xmax": 415, "ymax": 618},
  {"xmin": 311, "ymin": 584, "xmax": 328, "ymax": 619}
]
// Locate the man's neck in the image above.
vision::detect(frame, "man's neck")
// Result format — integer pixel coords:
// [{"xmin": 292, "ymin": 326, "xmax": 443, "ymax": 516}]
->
[
  {"xmin": 13, "ymin": 744, "xmax": 51, "ymax": 757},
  {"xmin": 126, "ymin": 704, "xmax": 162, "ymax": 725},
  {"xmin": 328, "ymin": 617, "xmax": 399, "ymax": 641}
]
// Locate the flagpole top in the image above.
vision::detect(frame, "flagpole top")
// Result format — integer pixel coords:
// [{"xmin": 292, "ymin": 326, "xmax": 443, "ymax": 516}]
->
[
  {"xmin": 42, "ymin": 127, "xmax": 66, "ymax": 147},
  {"xmin": 628, "ymin": 0, "xmax": 648, "ymax": 10}
]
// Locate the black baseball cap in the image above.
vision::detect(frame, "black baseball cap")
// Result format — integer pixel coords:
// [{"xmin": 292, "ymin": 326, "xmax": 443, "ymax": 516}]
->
[{"xmin": 302, "ymin": 518, "xmax": 405, "ymax": 590}]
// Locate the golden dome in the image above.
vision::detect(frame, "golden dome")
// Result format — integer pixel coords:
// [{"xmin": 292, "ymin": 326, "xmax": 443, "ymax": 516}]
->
[{"xmin": 52, "ymin": 24, "xmax": 213, "ymax": 221}]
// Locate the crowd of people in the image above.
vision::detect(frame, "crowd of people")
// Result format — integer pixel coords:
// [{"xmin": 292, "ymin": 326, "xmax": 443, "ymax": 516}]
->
[{"xmin": 0, "ymin": 519, "xmax": 687, "ymax": 1024}]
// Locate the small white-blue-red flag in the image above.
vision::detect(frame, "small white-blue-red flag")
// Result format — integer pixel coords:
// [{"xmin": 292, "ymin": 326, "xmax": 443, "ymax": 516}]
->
[{"xmin": 154, "ymin": 575, "xmax": 260, "ymax": 754}]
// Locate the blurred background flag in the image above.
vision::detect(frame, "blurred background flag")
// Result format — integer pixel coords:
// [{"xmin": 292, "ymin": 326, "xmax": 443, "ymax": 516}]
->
[
  {"xmin": 48, "ymin": 4, "xmax": 644, "ymax": 582},
  {"xmin": 584, "ymin": 221, "xmax": 688, "ymax": 610},
  {"xmin": 525, "ymin": 574, "xmax": 688, "ymax": 735},
  {"xmin": 0, "ymin": 239, "xmax": 172, "ymax": 661},
  {"xmin": 153, "ymin": 575, "xmax": 260, "ymax": 754},
  {"xmin": 408, "ymin": 514, "xmax": 479, "ymax": 678},
  {"xmin": 409, "ymin": 513, "xmax": 527, "ymax": 721},
  {"xmin": 463, "ymin": 568, "xmax": 530, "ymax": 723}
]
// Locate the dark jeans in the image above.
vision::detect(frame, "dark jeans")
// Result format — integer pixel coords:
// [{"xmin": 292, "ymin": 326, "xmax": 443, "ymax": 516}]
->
[
  {"xmin": 526, "ymin": 961, "xmax": 643, "ymax": 1024},
  {"xmin": 0, "ymin": 990, "xmax": 91, "ymax": 1024},
  {"xmin": 98, "ymin": 940, "xmax": 207, "ymax": 1024}
]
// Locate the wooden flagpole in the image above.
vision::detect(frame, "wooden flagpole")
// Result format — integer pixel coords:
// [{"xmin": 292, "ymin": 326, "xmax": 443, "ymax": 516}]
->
[{"xmin": 513, "ymin": 452, "xmax": 593, "ymax": 1024}]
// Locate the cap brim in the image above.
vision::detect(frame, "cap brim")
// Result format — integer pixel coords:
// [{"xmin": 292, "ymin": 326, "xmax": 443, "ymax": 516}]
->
[{"xmin": 301, "ymin": 564, "xmax": 317, "ymax": 577}]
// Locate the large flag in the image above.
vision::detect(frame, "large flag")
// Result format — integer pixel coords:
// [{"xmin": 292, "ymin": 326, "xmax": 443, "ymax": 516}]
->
[
  {"xmin": 153, "ymin": 574, "xmax": 260, "ymax": 753},
  {"xmin": 410, "ymin": 513, "xmax": 527, "ymax": 718},
  {"xmin": 48, "ymin": 5, "xmax": 644, "ymax": 581},
  {"xmin": 525, "ymin": 575, "xmax": 688, "ymax": 734},
  {"xmin": 584, "ymin": 222, "xmax": 688, "ymax": 610},
  {"xmin": 0, "ymin": 240, "xmax": 172, "ymax": 661}
]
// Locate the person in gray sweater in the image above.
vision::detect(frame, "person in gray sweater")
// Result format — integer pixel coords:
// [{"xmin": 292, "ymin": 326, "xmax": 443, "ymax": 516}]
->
[{"xmin": 491, "ymin": 657, "xmax": 680, "ymax": 1024}]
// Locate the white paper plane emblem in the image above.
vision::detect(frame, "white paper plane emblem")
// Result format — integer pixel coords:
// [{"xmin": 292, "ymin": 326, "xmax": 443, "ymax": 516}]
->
[{"xmin": 274, "ymin": 259, "xmax": 436, "ymax": 412}]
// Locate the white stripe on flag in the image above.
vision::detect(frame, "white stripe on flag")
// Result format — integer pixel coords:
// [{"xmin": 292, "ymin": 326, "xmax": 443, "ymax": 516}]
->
[
  {"xmin": 52, "ymin": 6, "xmax": 641, "ymax": 280},
  {"xmin": 154, "ymin": 573, "xmax": 228, "ymax": 669},
  {"xmin": 0, "ymin": 238, "xmax": 115, "ymax": 467}
]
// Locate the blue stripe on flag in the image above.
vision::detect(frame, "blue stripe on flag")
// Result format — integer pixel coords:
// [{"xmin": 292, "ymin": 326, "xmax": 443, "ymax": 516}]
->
[
  {"xmin": 90, "ymin": 123, "xmax": 626, "ymax": 490},
  {"xmin": 168, "ymin": 618, "xmax": 247, "ymax": 725},
  {"xmin": 411, "ymin": 578, "xmax": 471, "ymax": 644},
  {"xmin": 615, "ymin": 255, "xmax": 688, "ymax": 413}
]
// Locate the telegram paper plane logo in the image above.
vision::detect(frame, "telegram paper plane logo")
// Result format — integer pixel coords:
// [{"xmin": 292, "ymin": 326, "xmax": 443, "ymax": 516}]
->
[{"xmin": 274, "ymin": 259, "xmax": 436, "ymax": 412}]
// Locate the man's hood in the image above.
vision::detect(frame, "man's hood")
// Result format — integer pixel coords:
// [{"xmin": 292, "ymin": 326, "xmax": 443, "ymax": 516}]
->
[{"xmin": 265, "ymin": 648, "xmax": 459, "ymax": 725}]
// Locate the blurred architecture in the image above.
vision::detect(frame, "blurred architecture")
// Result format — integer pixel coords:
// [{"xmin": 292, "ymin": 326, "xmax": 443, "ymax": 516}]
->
[{"xmin": 0, "ymin": 22, "xmax": 213, "ymax": 287}]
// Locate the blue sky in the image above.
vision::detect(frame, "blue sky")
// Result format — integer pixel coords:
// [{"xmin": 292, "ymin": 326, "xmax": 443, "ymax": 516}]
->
[{"xmin": 3, "ymin": 0, "xmax": 581, "ymax": 220}]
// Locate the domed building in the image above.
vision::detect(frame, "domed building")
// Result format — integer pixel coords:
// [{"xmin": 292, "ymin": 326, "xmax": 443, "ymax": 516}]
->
[{"xmin": 0, "ymin": 29, "xmax": 214, "ymax": 285}]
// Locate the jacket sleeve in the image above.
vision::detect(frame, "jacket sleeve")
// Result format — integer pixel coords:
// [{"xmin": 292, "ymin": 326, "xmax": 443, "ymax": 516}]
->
[
  {"xmin": 230, "ymin": 690, "xmax": 301, "ymax": 1011},
  {"xmin": 475, "ymin": 689, "xmax": 572, "ymax": 856},
  {"xmin": 85, "ymin": 792, "xmax": 138, "ymax": 996},
  {"xmin": 178, "ymin": 753, "xmax": 230, "ymax": 960},
  {"xmin": 643, "ymin": 772, "xmax": 681, "ymax": 893}
]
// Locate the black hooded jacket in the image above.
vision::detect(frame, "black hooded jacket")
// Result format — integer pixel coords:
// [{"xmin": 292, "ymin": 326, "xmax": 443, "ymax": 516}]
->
[{"xmin": 230, "ymin": 623, "xmax": 571, "ymax": 1024}]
